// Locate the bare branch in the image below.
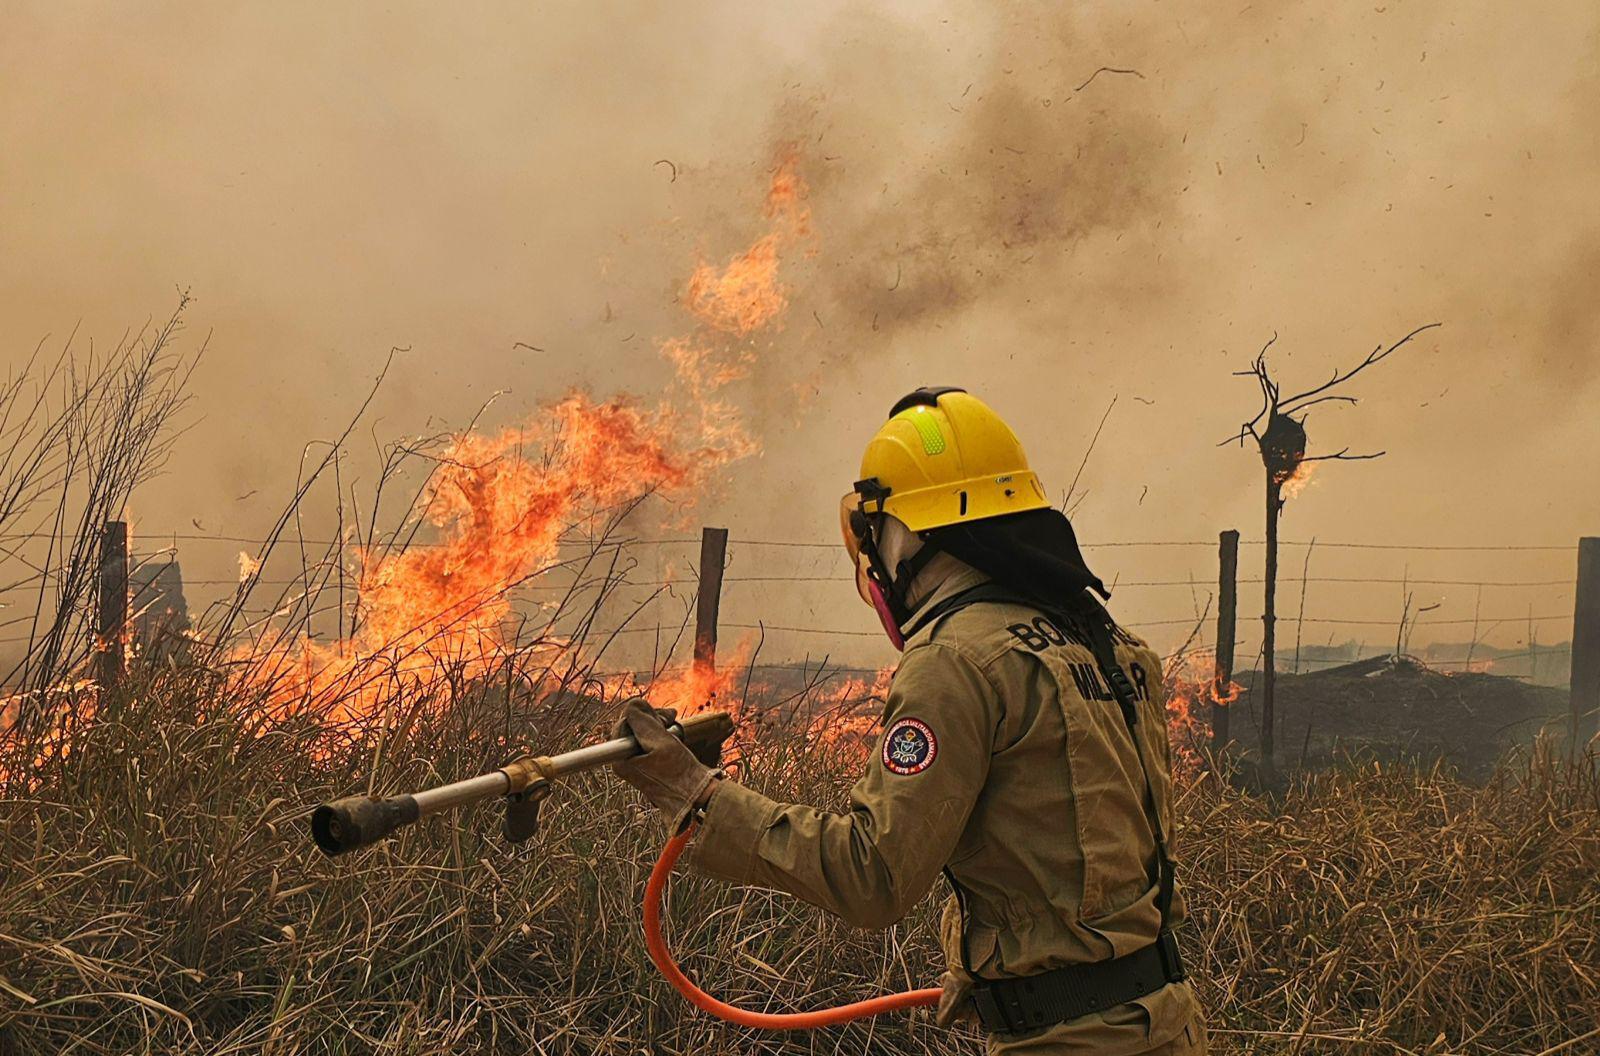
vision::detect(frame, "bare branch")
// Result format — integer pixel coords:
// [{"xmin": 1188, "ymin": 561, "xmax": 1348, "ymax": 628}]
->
[
  {"xmin": 1290, "ymin": 394, "xmax": 1359, "ymax": 413},
  {"xmin": 1279, "ymin": 322, "xmax": 1441, "ymax": 413},
  {"xmin": 1218, "ymin": 333, "xmax": 1280, "ymax": 446},
  {"xmin": 1298, "ymin": 447, "xmax": 1387, "ymax": 464}
]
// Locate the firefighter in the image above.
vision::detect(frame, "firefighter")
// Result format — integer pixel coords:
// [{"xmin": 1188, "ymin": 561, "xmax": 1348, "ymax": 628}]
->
[{"xmin": 613, "ymin": 387, "xmax": 1208, "ymax": 1054}]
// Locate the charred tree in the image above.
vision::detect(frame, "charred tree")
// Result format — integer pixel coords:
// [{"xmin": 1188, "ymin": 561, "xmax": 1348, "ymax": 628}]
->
[{"xmin": 1222, "ymin": 323, "xmax": 1439, "ymax": 780}]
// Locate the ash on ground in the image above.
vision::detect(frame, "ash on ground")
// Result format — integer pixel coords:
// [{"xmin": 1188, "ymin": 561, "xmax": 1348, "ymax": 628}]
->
[{"xmin": 1224, "ymin": 657, "xmax": 1570, "ymax": 782}]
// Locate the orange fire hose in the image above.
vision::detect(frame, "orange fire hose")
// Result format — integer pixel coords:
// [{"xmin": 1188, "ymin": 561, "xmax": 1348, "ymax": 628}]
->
[{"xmin": 644, "ymin": 824, "xmax": 943, "ymax": 1030}]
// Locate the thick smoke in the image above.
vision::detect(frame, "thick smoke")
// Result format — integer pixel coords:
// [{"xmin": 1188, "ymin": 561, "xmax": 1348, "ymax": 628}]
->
[
  {"xmin": 770, "ymin": 13, "xmax": 1176, "ymax": 351},
  {"xmin": 2, "ymin": 1, "xmax": 1596, "ymax": 665}
]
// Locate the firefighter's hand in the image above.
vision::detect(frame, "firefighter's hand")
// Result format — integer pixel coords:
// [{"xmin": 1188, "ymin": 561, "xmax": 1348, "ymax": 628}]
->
[
  {"xmin": 934, "ymin": 971, "xmax": 979, "ymax": 1028},
  {"xmin": 610, "ymin": 699, "xmax": 719, "ymax": 828}
]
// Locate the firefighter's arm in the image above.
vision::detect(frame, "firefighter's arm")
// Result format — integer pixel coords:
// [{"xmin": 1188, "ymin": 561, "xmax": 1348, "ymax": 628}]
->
[{"xmin": 687, "ymin": 643, "xmax": 997, "ymax": 929}]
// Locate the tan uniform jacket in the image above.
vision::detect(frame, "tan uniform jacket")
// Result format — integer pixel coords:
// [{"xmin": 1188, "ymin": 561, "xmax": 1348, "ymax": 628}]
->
[{"xmin": 690, "ymin": 590, "xmax": 1206, "ymax": 1055}]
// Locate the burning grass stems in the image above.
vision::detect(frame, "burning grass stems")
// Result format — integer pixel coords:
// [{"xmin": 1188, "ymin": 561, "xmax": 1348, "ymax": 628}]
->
[{"xmin": 3, "ymin": 658, "xmax": 1598, "ymax": 1055}]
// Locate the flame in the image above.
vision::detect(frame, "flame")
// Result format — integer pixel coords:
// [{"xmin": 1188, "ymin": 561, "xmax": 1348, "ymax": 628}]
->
[
  {"xmin": 4, "ymin": 144, "xmax": 817, "ymax": 783},
  {"xmin": 1279, "ymin": 458, "xmax": 1318, "ymax": 499},
  {"xmin": 685, "ymin": 235, "xmax": 788, "ymax": 337},
  {"xmin": 1161, "ymin": 650, "xmax": 1242, "ymax": 780},
  {"xmin": 636, "ymin": 661, "xmax": 740, "ymax": 717},
  {"xmin": 239, "ymin": 395, "xmax": 727, "ymax": 723},
  {"xmin": 682, "ymin": 145, "xmax": 810, "ymax": 338},
  {"xmin": 238, "ymin": 551, "xmax": 261, "ymax": 582},
  {"xmin": 763, "ymin": 145, "xmax": 811, "ymax": 232},
  {"xmin": 603, "ymin": 637, "xmax": 757, "ymax": 720},
  {"xmin": 0, "ymin": 680, "xmax": 98, "ymax": 786},
  {"xmin": 804, "ymin": 665, "xmax": 895, "ymax": 755},
  {"xmin": 236, "ymin": 145, "xmax": 812, "ymax": 733},
  {"xmin": 667, "ymin": 144, "xmax": 812, "ymax": 461}
]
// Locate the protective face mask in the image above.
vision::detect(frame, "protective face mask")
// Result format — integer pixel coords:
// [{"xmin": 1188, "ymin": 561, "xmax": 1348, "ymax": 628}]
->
[{"xmin": 868, "ymin": 579, "xmax": 906, "ymax": 651}]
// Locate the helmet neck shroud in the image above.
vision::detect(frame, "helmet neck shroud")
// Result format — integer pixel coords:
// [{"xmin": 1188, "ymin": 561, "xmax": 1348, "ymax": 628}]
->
[{"xmin": 926, "ymin": 506, "xmax": 1110, "ymax": 609}]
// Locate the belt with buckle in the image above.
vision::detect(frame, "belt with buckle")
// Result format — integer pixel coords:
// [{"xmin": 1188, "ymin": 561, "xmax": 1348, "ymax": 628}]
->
[{"xmin": 969, "ymin": 933, "xmax": 1186, "ymax": 1035}]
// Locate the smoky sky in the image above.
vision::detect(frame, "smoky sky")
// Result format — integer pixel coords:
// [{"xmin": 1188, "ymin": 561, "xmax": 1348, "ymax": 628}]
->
[{"xmin": 2, "ymin": 1, "xmax": 1596, "ymax": 667}]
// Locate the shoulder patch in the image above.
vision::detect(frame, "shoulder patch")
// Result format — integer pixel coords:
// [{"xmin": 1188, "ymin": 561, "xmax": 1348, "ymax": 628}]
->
[{"xmin": 882, "ymin": 717, "xmax": 938, "ymax": 775}]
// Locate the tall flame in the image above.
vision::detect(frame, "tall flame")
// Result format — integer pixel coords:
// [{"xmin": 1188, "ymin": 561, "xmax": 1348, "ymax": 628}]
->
[
  {"xmin": 238, "ymin": 146, "xmax": 813, "ymax": 727},
  {"xmin": 664, "ymin": 144, "xmax": 812, "ymax": 463},
  {"xmin": 683, "ymin": 145, "xmax": 811, "ymax": 338},
  {"xmin": 242, "ymin": 395, "xmax": 715, "ymax": 721}
]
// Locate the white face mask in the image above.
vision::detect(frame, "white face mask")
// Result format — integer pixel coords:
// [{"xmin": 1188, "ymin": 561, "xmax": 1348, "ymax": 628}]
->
[
  {"xmin": 872, "ymin": 515, "xmax": 921, "ymax": 577},
  {"xmin": 840, "ymin": 497, "xmax": 919, "ymax": 650}
]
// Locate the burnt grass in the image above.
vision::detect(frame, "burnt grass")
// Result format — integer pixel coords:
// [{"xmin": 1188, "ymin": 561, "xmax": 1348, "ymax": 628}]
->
[
  {"xmin": 1223, "ymin": 660, "xmax": 1570, "ymax": 783},
  {"xmin": 1, "ymin": 667, "xmax": 1597, "ymax": 1055}
]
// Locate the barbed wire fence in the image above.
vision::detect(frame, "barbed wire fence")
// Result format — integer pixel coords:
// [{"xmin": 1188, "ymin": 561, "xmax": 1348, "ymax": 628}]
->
[
  {"xmin": 0, "ymin": 526, "xmax": 1579, "ymax": 659},
  {"xmin": 0, "ymin": 526, "xmax": 1593, "ymax": 743}
]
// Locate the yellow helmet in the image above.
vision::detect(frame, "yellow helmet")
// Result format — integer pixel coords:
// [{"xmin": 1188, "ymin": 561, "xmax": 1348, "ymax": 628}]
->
[
  {"xmin": 839, "ymin": 388, "xmax": 1051, "ymax": 648},
  {"xmin": 855, "ymin": 387, "xmax": 1049, "ymax": 531}
]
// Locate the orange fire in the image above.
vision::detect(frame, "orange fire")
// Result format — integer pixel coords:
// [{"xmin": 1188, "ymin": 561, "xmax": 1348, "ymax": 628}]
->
[
  {"xmin": 634, "ymin": 661, "xmax": 738, "ymax": 717},
  {"xmin": 665, "ymin": 144, "xmax": 812, "ymax": 464},
  {"xmin": 1161, "ymin": 650, "xmax": 1241, "ymax": 779},
  {"xmin": 237, "ymin": 146, "xmax": 812, "ymax": 732},
  {"xmin": 685, "ymin": 235, "xmax": 788, "ymax": 337},
  {"xmin": 1279, "ymin": 458, "xmax": 1318, "ymax": 499},
  {"xmin": 0, "ymin": 681, "xmax": 97, "ymax": 786},
  {"xmin": 237, "ymin": 550, "xmax": 262, "ymax": 582},
  {"xmin": 682, "ymin": 145, "xmax": 811, "ymax": 338},
  {"xmin": 240, "ymin": 394, "xmax": 724, "ymax": 722},
  {"xmin": 603, "ymin": 638, "xmax": 756, "ymax": 720},
  {"xmin": 800, "ymin": 665, "xmax": 894, "ymax": 744}
]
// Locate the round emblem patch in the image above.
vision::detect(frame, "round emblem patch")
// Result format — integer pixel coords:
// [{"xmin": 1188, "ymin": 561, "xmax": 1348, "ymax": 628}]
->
[{"xmin": 882, "ymin": 717, "xmax": 938, "ymax": 775}]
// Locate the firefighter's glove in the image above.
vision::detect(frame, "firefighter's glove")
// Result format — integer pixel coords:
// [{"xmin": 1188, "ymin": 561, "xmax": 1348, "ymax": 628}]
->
[
  {"xmin": 610, "ymin": 699, "xmax": 718, "ymax": 829},
  {"xmin": 934, "ymin": 971, "xmax": 979, "ymax": 1028}
]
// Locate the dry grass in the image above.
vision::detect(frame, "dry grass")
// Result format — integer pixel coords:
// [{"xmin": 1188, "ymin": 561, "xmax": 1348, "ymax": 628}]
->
[
  {"xmin": 1182, "ymin": 753, "xmax": 1599, "ymax": 1054},
  {"xmin": 1, "ymin": 664, "xmax": 1596, "ymax": 1056},
  {"xmin": 1, "ymin": 323, "xmax": 1595, "ymax": 1054}
]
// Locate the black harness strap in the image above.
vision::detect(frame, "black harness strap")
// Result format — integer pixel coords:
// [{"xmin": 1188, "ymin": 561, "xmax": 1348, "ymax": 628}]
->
[{"xmin": 1081, "ymin": 606, "xmax": 1185, "ymax": 985}]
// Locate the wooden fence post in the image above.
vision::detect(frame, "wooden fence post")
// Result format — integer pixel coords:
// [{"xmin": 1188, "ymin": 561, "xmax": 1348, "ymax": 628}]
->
[
  {"xmin": 1212, "ymin": 529, "xmax": 1240, "ymax": 755},
  {"xmin": 94, "ymin": 520, "xmax": 129, "ymax": 689},
  {"xmin": 694, "ymin": 527, "xmax": 729, "ymax": 677},
  {"xmin": 1572, "ymin": 537, "xmax": 1599, "ymax": 757}
]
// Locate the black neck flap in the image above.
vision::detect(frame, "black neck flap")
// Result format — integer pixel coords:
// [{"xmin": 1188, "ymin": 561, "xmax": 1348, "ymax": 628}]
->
[{"xmin": 924, "ymin": 507, "xmax": 1109, "ymax": 609}]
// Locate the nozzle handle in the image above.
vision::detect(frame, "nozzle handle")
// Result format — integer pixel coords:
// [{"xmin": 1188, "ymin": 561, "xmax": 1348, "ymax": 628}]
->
[
  {"xmin": 307, "ymin": 710, "xmax": 736, "ymax": 857},
  {"xmin": 676, "ymin": 710, "xmax": 736, "ymax": 766},
  {"xmin": 311, "ymin": 793, "xmax": 421, "ymax": 856}
]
